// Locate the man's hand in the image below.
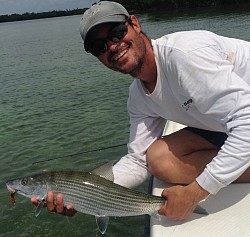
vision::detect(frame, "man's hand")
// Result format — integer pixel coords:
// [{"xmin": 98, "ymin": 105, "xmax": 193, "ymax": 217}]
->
[
  {"xmin": 159, "ymin": 181, "xmax": 209, "ymax": 220},
  {"xmin": 31, "ymin": 191, "xmax": 76, "ymax": 217}
]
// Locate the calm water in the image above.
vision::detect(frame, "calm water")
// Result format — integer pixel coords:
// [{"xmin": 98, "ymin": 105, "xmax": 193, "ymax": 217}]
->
[{"xmin": 1, "ymin": 8, "xmax": 250, "ymax": 237}]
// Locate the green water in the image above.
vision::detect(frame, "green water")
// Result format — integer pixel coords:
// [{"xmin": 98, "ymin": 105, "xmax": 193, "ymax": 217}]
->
[{"xmin": 0, "ymin": 8, "xmax": 250, "ymax": 237}]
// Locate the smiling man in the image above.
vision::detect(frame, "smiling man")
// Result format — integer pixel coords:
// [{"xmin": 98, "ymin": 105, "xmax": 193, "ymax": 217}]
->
[
  {"xmin": 33, "ymin": 1, "xmax": 250, "ymax": 220},
  {"xmin": 81, "ymin": 8, "xmax": 154, "ymax": 80}
]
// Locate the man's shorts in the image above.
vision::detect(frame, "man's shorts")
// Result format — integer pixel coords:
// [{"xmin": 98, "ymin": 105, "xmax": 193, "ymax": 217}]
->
[{"xmin": 184, "ymin": 127, "xmax": 228, "ymax": 148}]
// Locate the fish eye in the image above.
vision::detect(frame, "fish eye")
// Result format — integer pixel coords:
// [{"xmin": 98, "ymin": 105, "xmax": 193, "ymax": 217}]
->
[{"xmin": 21, "ymin": 179, "xmax": 28, "ymax": 186}]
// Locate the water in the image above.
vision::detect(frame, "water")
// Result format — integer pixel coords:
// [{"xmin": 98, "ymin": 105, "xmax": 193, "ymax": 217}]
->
[{"xmin": 1, "ymin": 8, "xmax": 250, "ymax": 237}]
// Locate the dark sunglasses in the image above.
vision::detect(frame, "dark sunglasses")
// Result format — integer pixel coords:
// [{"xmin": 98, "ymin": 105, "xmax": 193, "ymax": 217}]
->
[{"xmin": 87, "ymin": 19, "xmax": 130, "ymax": 57}]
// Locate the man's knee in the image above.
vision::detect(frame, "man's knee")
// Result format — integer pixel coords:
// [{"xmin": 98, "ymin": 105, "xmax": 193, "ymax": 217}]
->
[{"xmin": 146, "ymin": 138, "xmax": 174, "ymax": 176}]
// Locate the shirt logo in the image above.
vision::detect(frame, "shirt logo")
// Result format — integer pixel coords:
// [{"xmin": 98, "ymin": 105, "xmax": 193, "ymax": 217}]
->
[{"xmin": 182, "ymin": 99, "xmax": 193, "ymax": 111}]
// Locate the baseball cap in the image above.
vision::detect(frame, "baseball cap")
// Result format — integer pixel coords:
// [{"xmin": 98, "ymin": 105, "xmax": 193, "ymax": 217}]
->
[{"xmin": 79, "ymin": 1, "xmax": 129, "ymax": 51}]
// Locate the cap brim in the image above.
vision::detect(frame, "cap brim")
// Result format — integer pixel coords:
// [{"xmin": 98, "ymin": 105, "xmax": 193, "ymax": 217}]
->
[{"xmin": 84, "ymin": 14, "xmax": 127, "ymax": 51}]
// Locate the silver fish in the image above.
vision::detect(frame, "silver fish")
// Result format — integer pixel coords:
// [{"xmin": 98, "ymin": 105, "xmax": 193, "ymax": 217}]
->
[{"xmin": 6, "ymin": 161, "xmax": 208, "ymax": 234}]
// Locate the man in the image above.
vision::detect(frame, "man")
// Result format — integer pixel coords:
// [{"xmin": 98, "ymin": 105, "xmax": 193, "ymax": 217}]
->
[{"xmin": 32, "ymin": 1, "xmax": 250, "ymax": 220}]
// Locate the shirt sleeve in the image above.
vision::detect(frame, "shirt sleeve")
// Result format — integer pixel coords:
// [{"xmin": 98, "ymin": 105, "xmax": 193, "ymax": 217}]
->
[
  {"xmin": 113, "ymin": 84, "xmax": 166, "ymax": 188},
  {"xmin": 177, "ymin": 45, "xmax": 250, "ymax": 194}
]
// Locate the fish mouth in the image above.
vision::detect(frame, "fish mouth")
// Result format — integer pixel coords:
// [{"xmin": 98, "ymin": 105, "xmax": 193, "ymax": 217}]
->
[{"xmin": 6, "ymin": 184, "xmax": 16, "ymax": 194}]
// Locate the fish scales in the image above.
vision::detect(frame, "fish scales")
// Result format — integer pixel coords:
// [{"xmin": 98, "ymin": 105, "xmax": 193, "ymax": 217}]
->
[
  {"xmin": 49, "ymin": 172, "xmax": 105, "ymax": 215},
  {"xmin": 58, "ymin": 172, "xmax": 161, "ymax": 215},
  {"xmin": 48, "ymin": 171, "xmax": 164, "ymax": 216}
]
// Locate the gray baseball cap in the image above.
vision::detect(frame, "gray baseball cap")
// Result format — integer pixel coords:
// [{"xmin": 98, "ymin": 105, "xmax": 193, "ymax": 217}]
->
[{"xmin": 79, "ymin": 1, "xmax": 129, "ymax": 51}]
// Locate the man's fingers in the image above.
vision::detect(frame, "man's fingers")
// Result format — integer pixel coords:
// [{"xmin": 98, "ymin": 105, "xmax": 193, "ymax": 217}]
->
[
  {"xmin": 65, "ymin": 204, "xmax": 77, "ymax": 217},
  {"xmin": 31, "ymin": 192, "xmax": 76, "ymax": 217},
  {"xmin": 31, "ymin": 197, "xmax": 39, "ymax": 206},
  {"xmin": 46, "ymin": 191, "xmax": 56, "ymax": 211},
  {"xmin": 55, "ymin": 194, "xmax": 65, "ymax": 214},
  {"xmin": 159, "ymin": 185, "xmax": 202, "ymax": 220}
]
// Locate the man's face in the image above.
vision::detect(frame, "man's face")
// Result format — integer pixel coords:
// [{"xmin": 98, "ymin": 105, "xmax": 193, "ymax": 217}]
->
[{"xmin": 87, "ymin": 16, "xmax": 147, "ymax": 77}]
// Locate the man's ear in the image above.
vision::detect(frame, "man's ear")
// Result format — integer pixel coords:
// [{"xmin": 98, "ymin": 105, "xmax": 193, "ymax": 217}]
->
[{"xmin": 129, "ymin": 15, "xmax": 141, "ymax": 34}]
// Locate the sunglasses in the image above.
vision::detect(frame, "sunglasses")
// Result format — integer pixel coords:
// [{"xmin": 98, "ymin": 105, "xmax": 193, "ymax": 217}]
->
[{"xmin": 86, "ymin": 19, "xmax": 129, "ymax": 57}]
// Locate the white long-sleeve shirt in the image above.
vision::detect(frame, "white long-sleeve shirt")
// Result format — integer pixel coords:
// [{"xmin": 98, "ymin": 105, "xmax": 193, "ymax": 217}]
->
[{"xmin": 113, "ymin": 30, "xmax": 250, "ymax": 195}]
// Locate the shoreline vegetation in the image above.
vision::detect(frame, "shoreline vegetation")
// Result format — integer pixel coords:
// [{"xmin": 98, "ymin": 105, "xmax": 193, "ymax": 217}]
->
[{"xmin": 1, "ymin": 0, "xmax": 250, "ymax": 23}]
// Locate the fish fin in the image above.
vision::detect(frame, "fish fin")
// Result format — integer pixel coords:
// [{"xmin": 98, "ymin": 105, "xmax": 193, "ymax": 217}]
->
[
  {"xmin": 194, "ymin": 205, "xmax": 209, "ymax": 215},
  {"xmin": 95, "ymin": 215, "xmax": 109, "ymax": 234},
  {"xmin": 90, "ymin": 161, "xmax": 116, "ymax": 182},
  {"xmin": 35, "ymin": 199, "xmax": 46, "ymax": 217},
  {"xmin": 150, "ymin": 212, "xmax": 163, "ymax": 221}
]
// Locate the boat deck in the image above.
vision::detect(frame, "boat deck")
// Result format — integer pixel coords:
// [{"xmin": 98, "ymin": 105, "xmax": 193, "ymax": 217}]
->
[
  {"xmin": 145, "ymin": 121, "xmax": 250, "ymax": 237},
  {"xmin": 149, "ymin": 178, "xmax": 250, "ymax": 237}
]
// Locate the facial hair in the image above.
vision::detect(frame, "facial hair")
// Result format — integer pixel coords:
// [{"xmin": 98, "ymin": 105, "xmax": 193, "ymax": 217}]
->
[{"xmin": 124, "ymin": 35, "xmax": 147, "ymax": 78}]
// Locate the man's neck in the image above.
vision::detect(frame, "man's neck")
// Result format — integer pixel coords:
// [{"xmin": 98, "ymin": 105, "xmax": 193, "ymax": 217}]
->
[{"xmin": 135, "ymin": 37, "xmax": 157, "ymax": 93}]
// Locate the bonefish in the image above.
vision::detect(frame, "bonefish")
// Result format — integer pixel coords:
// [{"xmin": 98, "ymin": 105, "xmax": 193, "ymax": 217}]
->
[{"xmin": 6, "ymin": 161, "xmax": 208, "ymax": 234}]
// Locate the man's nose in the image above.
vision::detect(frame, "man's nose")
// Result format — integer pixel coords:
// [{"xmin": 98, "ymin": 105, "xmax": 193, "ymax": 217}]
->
[{"xmin": 106, "ymin": 39, "xmax": 120, "ymax": 51}]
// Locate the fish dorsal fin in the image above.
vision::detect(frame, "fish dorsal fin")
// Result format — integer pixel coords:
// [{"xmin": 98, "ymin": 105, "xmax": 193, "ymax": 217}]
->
[
  {"xmin": 95, "ymin": 215, "xmax": 109, "ymax": 234},
  {"xmin": 90, "ymin": 161, "xmax": 116, "ymax": 182}
]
